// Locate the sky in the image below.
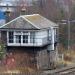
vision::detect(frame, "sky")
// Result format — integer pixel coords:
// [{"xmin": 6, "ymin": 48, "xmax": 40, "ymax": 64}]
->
[
  {"xmin": 0, "ymin": 0, "xmax": 34, "ymax": 11},
  {"xmin": 0, "ymin": 0, "xmax": 38, "ymax": 20},
  {"xmin": 0, "ymin": 11, "xmax": 5, "ymax": 19},
  {"xmin": 0, "ymin": 11, "xmax": 6, "ymax": 26},
  {"xmin": 0, "ymin": 0, "xmax": 35, "ymax": 6}
]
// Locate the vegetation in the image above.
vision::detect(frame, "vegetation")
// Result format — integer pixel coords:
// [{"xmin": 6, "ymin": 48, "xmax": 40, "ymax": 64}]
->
[{"xmin": 0, "ymin": 44, "xmax": 6, "ymax": 60}]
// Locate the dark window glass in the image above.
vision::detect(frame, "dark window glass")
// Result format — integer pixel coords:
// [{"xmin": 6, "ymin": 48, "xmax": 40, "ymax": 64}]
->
[
  {"xmin": 23, "ymin": 35, "xmax": 28, "ymax": 43},
  {"xmin": 16, "ymin": 35, "xmax": 21, "ymax": 43},
  {"xmin": 30, "ymin": 32, "xmax": 35, "ymax": 43},
  {"xmin": 9, "ymin": 31, "xmax": 13, "ymax": 43}
]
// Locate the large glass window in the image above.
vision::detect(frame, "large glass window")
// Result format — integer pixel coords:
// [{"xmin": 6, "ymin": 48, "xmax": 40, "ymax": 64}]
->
[
  {"xmin": 8, "ymin": 31, "xmax": 36, "ymax": 44},
  {"xmin": 9, "ymin": 31, "xmax": 14, "ymax": 43}
]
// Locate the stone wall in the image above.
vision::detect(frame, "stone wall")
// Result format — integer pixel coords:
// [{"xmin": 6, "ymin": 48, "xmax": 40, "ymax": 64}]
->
[
  {"xmin": 6, "ymin": 46, "xmax": 57, "ymax": 70},
  {"xmin": 36, "ymin": 49, "xmax": 49, "ymax": 69}
]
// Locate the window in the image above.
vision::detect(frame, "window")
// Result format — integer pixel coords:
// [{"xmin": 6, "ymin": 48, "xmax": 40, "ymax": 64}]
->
[
  {"xmin": 9, "ymin": 31, "xmax": 13, "ymax": 43},
  {"xmin": 8, "ymin": 31, "xmax": 36, "ymax": 45},
  {"xmin": 23, "ymin": 31, "xmax": 28, "ymax": 35},
  {"xmin": 54, "ymin": 29, "xmax": 58, "ymax": 42},
  {"xmin": 15, "ymin": 31, "xmax": 21, "ymax": 34},
  {"xmin": 23, "ymin": 32, "xmax": 29, "ymax": 43},
  {"xmin": 48, "ymin": 29, "xmax": 51, "ymax": 41},
  {"xmin": 15, "ymin": 31, "xmax": 21, "ymax": 43},
  {"xmin": 23, "ymin": 35, "xmax": 28, "ymax": 43},
  {"xmin": 15, "ymin": 35, "xmax": 21, "ymax": 43},
  {"xmin": 30, "ymin": 32, "xmax": 35, "ymax": 43}
]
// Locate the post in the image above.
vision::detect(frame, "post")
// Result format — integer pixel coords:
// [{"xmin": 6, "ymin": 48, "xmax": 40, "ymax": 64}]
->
[
  {"xmin": 20, "ymin": 8, "xmax": 26, "ymax": 15},
  {"xmin": 47, "ymin": 27, "xmax": 56, "ymax": 69},
  {"xmin": 51, "ymin": 28, "xmax": 55, "ymax": 50},
  {"xmin": 67, "ymin": 19, "xmax": 70, "ymax": 51},
  {"xmin": 4, "ymin": 5, "xmax": 11, "ymax": 23}
]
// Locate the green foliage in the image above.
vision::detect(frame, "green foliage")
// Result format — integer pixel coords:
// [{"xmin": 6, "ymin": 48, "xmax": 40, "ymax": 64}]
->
[
  {"xmin": 0, "ymin": 44, "xmax": 6, "ymax": 60},
  {"xmin": 60, "ymin": 9, "xmax": 64, "ymax": 18},
  {"xmin": 59, "ymin": 9, "xmax": 65, "ymax": 20},
  {"xmin": 59, "ymin": 37, "xmax": 68, "ymax": 48},
  {"xmin": 59, "ymin": 24, "xmax": 68, "ymax": 48}
]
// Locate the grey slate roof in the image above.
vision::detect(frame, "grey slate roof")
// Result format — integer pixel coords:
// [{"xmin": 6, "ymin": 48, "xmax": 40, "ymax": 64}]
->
[
  {"xmin": 0, "ymin": 14, "xmax": 58, "ymax": 30},
  {"xmin": 23, "ymin": 14, "xmax": 58, "ymax": 29},
  {"xmin": 0, "ymin": 17, "xmax": 37, "ymax": 30}
]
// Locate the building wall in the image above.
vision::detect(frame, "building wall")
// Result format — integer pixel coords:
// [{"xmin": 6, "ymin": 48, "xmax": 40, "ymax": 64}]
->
[
  {"xmin": 7, "ymin": 30, "xmax": 49, "ymax": 46},
  {"xmin": 1, "ymin": 31, "xmax": 7, "ymax": 45},
  {"xmin": 0, "ymin": 30, "xmax": 57, "ymax": 70},
  {"xmin": 36, "ymin": 48, "xmax": 49, "ymax": 69},
  {"xmin": 35, "ymin": 30, "xmax": 48, "ymax": 45},
  {"xmin": 6, "ymin": 46, "xmax": 50, "ymax": 70},
  {"xmin": 7, "ymin": 46, "xmax": 57, "ymax": 70}
]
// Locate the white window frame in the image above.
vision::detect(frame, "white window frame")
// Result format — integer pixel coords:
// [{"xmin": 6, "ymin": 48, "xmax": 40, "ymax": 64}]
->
[
  {"xmin": 7, "ymin": 31, "xmax": 40, "ymax": 46},
  {"xmin": 14, "ymin": 31, "xmax": 22, "ymax": 44},
  {"xmin": 22, "ymin": 31, "xmax": 30, "ymax": 44},
  {"xmin": 7, "ymin": 31, "xmax": 14, "ymax": 44}
]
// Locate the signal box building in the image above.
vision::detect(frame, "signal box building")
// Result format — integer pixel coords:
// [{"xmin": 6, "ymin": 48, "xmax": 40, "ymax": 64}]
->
[{"xmin": 0, "ymin": 14, "xmax": 58, "ymax": 69}]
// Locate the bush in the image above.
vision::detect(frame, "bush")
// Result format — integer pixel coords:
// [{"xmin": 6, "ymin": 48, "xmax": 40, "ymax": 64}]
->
[{"xmin": 0, "ymin": 44, "xmax": 6, "ymax": 60}]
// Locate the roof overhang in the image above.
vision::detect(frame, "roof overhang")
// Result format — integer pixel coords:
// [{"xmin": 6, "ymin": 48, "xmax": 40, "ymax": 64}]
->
[{"xmin": 0, "ymin": 28, "xmax": 40, "ymax": 31}]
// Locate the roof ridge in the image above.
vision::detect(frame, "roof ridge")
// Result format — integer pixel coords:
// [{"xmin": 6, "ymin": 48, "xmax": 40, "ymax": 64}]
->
[{"xmin": 21, "ymin": 14, "xmax": 40, "ymax": 17}]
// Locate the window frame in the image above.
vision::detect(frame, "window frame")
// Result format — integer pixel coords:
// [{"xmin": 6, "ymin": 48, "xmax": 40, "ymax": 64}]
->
[
  {"xmin": 22, "ymin": 31, "xmax": 29, "ymax": 44},
  {"xmin": 8, "ymin": 31, "xmax": 14, "ymax": 43},
  {"xmin": 15, "ymin": 35, "xmax": 21, "ymax": 43},
  {"xmin": 30, "ymin": 32, "xmax": 35, "ymax": 43},
  {"xmin": 7, "ymin": 31, "xmax": 36, "ymax": 45}
]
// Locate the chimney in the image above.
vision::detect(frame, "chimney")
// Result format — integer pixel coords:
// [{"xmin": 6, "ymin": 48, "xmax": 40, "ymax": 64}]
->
[{"xmin": 4, "ymin": 4, "xmax": 11, "ymax": 23}]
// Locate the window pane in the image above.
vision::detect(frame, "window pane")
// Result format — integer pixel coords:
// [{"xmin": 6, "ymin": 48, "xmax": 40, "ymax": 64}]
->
[
  {"xmin": 15, "ymin": 31, "xmax": 21, "ymax": 35},
  {"xmin": 9, "ymin": 39, "xmax": 13, "ymax": 43},
  {"xmin": 23, "ymin": 35, "xmax": 28, "ymax": 43},
  {"xmin": 23, "ymin": 31, "xmax": 28, "ymax": 35},
  {"xmin": 16, "ymin": 35, "xmax": 21, "ymax": 43},
  {"xmin": 48, "ymin": 30, "xmax": 51, "ymax": 41},
  {"xmin": 9, "ymin": 31, "xmax": 13, "ymax": 43},
  {"xmin": 30, "ymin": 32, "xmax": 35, "ymax": 43}
]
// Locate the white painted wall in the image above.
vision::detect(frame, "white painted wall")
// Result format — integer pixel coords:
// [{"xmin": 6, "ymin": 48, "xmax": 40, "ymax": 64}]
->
[
  {"xmin": 51, "ymin": 28, "xmax": 55, "ymax": 50},
  {"xmin": 35, "ymin": 30, "xmax": 48, "ymax": 45},
  {"xmin": 47, "ymin": 28, "xmax": 57, "ymax": 51}
]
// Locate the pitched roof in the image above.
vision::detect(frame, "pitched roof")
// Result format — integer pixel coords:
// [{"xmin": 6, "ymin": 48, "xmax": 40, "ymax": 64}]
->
[
  {"xmin": 22, "ymin": 14, "xmax": 58, "ymax": 29},
  {"xmin": 0, "ymin": 14, "xmax": 58, "ymax": 30},
  {"xmin": 0, "ymin": 17, "xmax": 37, "ymax": 30}
]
